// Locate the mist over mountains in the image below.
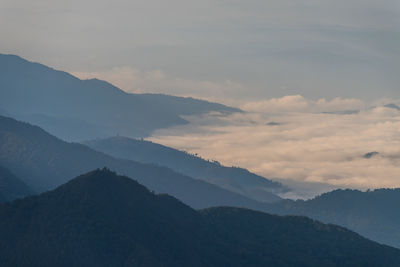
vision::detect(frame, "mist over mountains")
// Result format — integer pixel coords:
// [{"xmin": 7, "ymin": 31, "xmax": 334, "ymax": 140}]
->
[
  {"xmin": 85, "ymin": 136, "xmax": 285, "ymax": 203},
  {"xmin": 150, "ymin": 96, "xmax": 400, "ymax": 192},
  {"xmin": 0, "ymin": 115, "xmax": 276, "ymax": 210},
  {"xmin": 1, "ymin": 53, "xmax": 400, "ymax": 265},
  {"xmin": 1, "ymin": 0, "xmax": 399, "ymax": 262},
  {"xmin": 0, "ymin": 54, "xmax": 239, "ymax": 142},
  {"xmin": 84, "ymin": 135, "xmax": 400, "ymax": 249},
  {"xmin": 3, "ymin": 113, "xmax": 400, "ymax": 250}
]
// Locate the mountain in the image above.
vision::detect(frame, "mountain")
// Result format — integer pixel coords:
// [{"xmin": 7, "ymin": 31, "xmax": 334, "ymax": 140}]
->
[
  {"xmin": 265, "ymin": 189, "xmax": 400, "ymax": 249},
  {"xmin": 0, "ymin": 115, "xmax": 269, "ymax": 210},
  {"xmin": 384, "ymin": 103, "xmax": 400, "ymax": 111},
  {"xmin": 1, "ymin": 169, "xmax": 399, "ymax": 267},
  {"xmin": 0, "ymin": 54, "xmax": 240, "ymax": 141},
  {"xmin": 0, "ymin": 164, "xmax": 34, "ymax": 202},
  {"xmin": 4, "ymin": 115, "xmax": 400, "ymax": 249},
  {"xmin": 85, "ymin": 136, "xmax": 284, "ymax": 203}
]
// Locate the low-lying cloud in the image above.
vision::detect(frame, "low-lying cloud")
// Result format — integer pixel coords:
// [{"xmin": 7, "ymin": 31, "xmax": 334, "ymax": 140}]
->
[
  {"xmin": 241, "ymin": 95, "xmax": 366, "ymax": 113},
  {"xmin": 149, "ymin": 96, "xmax": 400, "ymax": 197}
]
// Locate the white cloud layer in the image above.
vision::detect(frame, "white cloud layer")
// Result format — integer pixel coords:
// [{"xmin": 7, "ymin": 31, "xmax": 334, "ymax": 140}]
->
[
  {"xmin": 149, "ymin": 96, "xmax": 400, "ymax": 197},
  {"xmin": 241, "ymin": 95, "xmax": 366, "ymax": 113}
]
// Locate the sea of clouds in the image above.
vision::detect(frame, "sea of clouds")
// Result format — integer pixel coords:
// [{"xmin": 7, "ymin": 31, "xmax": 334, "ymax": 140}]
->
[{"xmin": 149, "ymin": 95, "xmax": 400, "ymax": 198}]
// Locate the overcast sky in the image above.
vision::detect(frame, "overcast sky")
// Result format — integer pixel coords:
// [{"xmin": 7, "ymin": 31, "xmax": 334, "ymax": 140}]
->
[{"xmin": 1, "ymin": 0, "xmax": 399, "ymax": 102}]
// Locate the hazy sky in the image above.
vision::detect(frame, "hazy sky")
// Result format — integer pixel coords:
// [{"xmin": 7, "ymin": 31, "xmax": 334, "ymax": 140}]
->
[{"xmin": 1, "ymin": 0, "xmax": 399, "ymax": 102}]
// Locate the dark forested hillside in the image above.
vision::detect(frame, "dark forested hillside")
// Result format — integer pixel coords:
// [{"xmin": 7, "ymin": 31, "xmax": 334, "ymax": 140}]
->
[
  {"xmin": 0, "ymin": 164, "xmax": 34, "ymax": 202},
  {"xmin": 265, "ymin": 188, "xmax": 400, "ymax": 249},
  {"xmin": 0, "ymin": 54, "xmax": 240, "ymax": 141},
  {"xmin": 85, "ymin": 136, "xmax": 284, "ymax": 203},
  {"xmin": 0, "ymin": 115, "xmax": 269, "ymax": 210},
  {"xmin": 0, "ymin": 169, "xmax": 399, "ymax": 267}
]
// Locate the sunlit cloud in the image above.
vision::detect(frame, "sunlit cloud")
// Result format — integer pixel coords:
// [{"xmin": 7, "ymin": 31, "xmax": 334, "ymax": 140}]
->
[
  {"xmin": 149, "ymin": 96, "xmax": 400, "ymax": 197},
  {"xmin": 241, "ymin": 95, "xmax": 366, "ymax": 113}
]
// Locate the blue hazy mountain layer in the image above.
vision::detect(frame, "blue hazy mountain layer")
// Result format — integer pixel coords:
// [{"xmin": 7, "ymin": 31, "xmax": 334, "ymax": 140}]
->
[
  {"xmin": 265, "ymin": 188, "xmax": 400, "ymax": 249},
  {"xmin": 0, "ymin": 115, "xmax": 271, "ymax": 210},
  {"xmin": 0, "ymin": 54, "xmax": 240, "ymax": 141},
  {"xmin": 85, "ymin": 136, "xmax": 285, "ymax": 203}
]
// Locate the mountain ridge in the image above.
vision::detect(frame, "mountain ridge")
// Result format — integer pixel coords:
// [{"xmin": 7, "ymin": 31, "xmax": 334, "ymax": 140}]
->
[
  {"xmin": 1, "ymin": 169, "xmax": 399, "ymax": 266},
  {"xmin": 0, "ymin": 115, "xmax": 270, "ymax": 210},
  {"xmin": 84, "ymin": 136, "xmax": 284, "ymax": 203},
  {"xmin": 0, "ymin": 54, "xmax": 240, "ymax": 141},
  {"xmin": 3, "ymin": 115, "xmax": 400, "ymax": 250},
  {"xmin": 264, "ymin": 188, "xmax": 400, "ymax": 248}
]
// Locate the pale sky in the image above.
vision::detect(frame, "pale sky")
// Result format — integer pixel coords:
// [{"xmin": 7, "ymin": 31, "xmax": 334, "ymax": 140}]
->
[{"xmin": 1, "ymin": 0, "xmax": 399, "ymax": 102}]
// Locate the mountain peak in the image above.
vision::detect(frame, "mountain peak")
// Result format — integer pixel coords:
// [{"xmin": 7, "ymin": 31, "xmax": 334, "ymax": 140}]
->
[
  {"xmin": 0, "ymin": 54, "xmax": 240, "ymax": 141},
  {"xmin": 1, "ymin": 170, "xmax": 400, "ymax": 266},
  {"xmin": 50, "ymin": 168, "xmax": 155, "ymax": 204}
]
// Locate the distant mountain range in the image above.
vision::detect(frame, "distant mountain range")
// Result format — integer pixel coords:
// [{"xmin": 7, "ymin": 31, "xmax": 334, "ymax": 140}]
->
[
  {"xmin": 85, "ymin": 136, "xmax": 400, "ymax": 249},
  {"xmin": 2, "ymin": 53, "xmax": 400, "ymax": 261},
  {"xmin": 1, "ymin": 168, "xmax": 399, "ymax": 267},
  {"xmin": 264, "ymin": 188, "xmax": 400, "ymax": 249},
  {"xmin": 384, "ymin": 103, "xmax": 400, "ymax": 111},
  {"xmin": 2, "ymin": 115, "xmax": 400, "ymax": 250},
  {"xmin": 0, "ymin": 54, "xmax": 240, "ymax": 141},
  {"xmin": 0, "ymin": 115, "xmax": 272, "ymax": 210},
  {"xmin": 85, "ymin": 136, "xmax": 285, "ymax": 203}
]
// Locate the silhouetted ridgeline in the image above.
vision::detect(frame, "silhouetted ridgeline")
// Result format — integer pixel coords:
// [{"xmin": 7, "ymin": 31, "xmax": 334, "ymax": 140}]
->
[
  {"xmin": 0, "ymin": 115, "xmax": 269, "ymax": 210},
  {"xmin": 0, "ymin": 169, "xmax": 399, "ymax": 267},
  {"xmin": 85, "ymin": 136, "xmax": 284, "ymax": 203},
  {"xmin": 0, "ymin": 54, "xmax": 240, "ymax": 141}
]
